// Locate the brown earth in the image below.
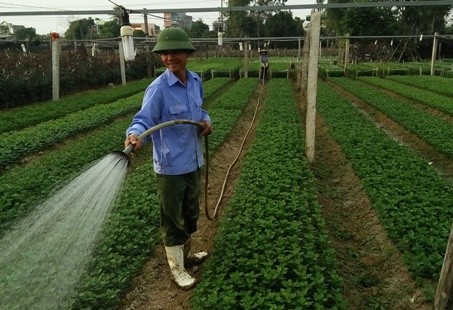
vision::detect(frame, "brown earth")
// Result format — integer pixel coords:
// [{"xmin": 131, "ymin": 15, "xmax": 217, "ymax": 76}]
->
[{"xmin": 117, "ymin": 79, "xmax": 449, "ymax": 310}]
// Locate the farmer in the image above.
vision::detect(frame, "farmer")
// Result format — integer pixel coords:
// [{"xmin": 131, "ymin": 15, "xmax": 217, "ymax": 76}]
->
[
  {"xmin": 124, "ymin": 27, "xmax": 212, "ymax": 290},
  {"xmin": 259, "ymin": 49, "xmax": 269, "ymax": 80}
]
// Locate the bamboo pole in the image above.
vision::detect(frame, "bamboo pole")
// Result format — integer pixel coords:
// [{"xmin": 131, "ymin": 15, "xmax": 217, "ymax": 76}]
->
[{"xmin": 435, "ymin": 222, "xmax": 453, "ymax": 309}]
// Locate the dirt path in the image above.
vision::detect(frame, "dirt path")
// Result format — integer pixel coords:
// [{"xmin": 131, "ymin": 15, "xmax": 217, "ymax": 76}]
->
[
  {"xmin": 117, "ymin": 83, "xmax": 267, "ymax": 310},
  {"xmin": 312, "ymin": 114, "xmax": 432, "ymax": 309},
  {"xmin": 294, "ymin": 84, "xmax": 433, "ymax": 309}
]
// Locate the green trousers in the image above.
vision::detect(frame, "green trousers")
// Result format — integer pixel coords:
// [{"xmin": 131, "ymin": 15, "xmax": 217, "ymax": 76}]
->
[{"xmin": 155, "ymin": 169, "xmax": 201, "ymax": 247}]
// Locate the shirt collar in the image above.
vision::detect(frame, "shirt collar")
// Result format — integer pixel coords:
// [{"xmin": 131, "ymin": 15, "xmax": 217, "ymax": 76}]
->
[{"xmin": 164, "ymin": 68, "xmax": 200, "ymax": 87}]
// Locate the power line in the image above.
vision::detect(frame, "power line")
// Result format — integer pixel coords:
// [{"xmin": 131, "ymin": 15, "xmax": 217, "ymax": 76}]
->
[
  {"xmin": 2, "ymin": 1, "xmax": 452, "ymax": 17},
  {"xmin": 0, "ymin": 2, "xmax": 72, "ymax": 11}
]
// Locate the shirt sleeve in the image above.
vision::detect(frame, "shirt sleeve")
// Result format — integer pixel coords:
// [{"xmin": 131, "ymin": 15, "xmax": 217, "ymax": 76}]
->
[{"xmin": 126, "ymin": 82, "xmax": 162, "ymax": 142}]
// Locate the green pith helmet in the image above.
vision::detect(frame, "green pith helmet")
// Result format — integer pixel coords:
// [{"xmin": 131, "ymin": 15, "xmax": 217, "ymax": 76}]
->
[{"xmin": 152, "ymin": 27, "xmax": 196, "ymax": 53}]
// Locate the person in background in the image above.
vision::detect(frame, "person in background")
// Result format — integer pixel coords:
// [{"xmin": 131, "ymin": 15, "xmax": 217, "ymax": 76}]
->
[
  {"xmin": 124, "ymin": 27, "xmax": 212, "ymax": 290},
  {"xmin": 259, "ymin": 49, "xmax": 269, "ymax": 80}
]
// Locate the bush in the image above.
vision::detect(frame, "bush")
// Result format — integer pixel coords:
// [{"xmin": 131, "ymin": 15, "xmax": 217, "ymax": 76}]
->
[{"xmin": 0, "ymin": 50, "xmax": 155, "ymax": 108}]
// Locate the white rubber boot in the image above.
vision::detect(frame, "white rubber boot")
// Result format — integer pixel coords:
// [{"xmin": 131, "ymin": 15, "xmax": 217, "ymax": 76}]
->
[
  {"xmin": 184, "ymin": 238, "xmax": 209, "ymax": 267},
  {"xmin": 165, "ymin": 245, "xmax": 196, "ymax": 290}
]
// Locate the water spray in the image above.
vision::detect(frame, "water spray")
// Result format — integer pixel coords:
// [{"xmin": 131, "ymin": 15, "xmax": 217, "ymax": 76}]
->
[{"xmin": 113, "ymin": 119, "xmax": 217, "ymax": 220}]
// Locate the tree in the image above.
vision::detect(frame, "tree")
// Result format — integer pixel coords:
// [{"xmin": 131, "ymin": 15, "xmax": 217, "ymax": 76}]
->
[
  {"xmin": 225, "ymin": 0, "xmax": 288, "ymax": 38},
  {"xmin": 340, "ymin": 7, "xmax": 397, "ymax": 36},
  {"xmin": 189, "ymin": 20, "xmax": 211, "ymax": 38},
  {"xmin": 323, "ymin": 0, "xmax": 452, "ymax": 61},
  {"xmin": 133, "ymin": 29, "xmax": 146, "ymax": 37},
  {"xmin": 64, "ymin": 18, "xmax": 96, "ymax": 40},
  {"xmin": 98, "ymin": 19, "xmax": 120, "ymax": 39},
  {"xmin": 15, "ymin": 27, "xmax": 37, "ymax": 40},
  {"xmin": 324, "ymin": 0, "xmax": 348, "ymax": 36},
  {"xmin": 263, "ymin": 11, "xmax": 304, "ymax": 48}
]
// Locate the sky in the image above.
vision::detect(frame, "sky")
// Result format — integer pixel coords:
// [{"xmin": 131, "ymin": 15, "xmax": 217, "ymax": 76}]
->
[{"xmin": 0, "ymin": 0, "xmax": 314, "ymax": 35}]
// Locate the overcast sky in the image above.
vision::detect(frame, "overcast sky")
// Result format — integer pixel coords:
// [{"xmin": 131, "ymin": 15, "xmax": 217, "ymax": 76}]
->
[{"xmin": 1, "ymin": 0, "xmax": 314, "ymax": 35}]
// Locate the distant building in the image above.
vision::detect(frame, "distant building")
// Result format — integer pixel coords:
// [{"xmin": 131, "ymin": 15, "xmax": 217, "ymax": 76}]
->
[
  {"xmin": 0, "ymin": 21, "xmax": 25, "ymax": 39},
  {"xmin": 130, "ymin": 22, "xmax": 160, "ymax": 37},
  {"xmin": 163, "ymin": 12, "xmax": 192, "ymax": 30}
]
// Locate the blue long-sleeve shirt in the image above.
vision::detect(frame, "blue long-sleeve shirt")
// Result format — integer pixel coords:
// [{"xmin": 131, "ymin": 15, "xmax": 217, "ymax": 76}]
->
[{"xmin": 126, "ymin": 69, "xmax": 211, "ymax": 175}]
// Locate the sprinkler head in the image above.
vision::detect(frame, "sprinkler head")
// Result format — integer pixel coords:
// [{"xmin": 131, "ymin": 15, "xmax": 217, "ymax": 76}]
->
[{"xmin": 111, "ymin": 150, "xmax": 131, "ymax": 167}]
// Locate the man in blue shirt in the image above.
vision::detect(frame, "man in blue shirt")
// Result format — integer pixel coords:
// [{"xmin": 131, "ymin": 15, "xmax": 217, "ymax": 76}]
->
[{"xmin": 124, "ymin": 27, "xmax": 212, "ymax": 290}]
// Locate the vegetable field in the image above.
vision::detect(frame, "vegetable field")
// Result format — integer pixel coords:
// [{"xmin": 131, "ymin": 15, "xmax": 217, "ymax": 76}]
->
[{"xmin": 0, "ymin": 60, "xmax": 452, "ymax": 309}]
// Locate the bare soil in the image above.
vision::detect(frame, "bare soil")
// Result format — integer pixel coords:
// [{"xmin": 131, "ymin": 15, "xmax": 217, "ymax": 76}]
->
[{"xmin": 117, "ymin": 80, "xmax": 448, "ymax": 310}]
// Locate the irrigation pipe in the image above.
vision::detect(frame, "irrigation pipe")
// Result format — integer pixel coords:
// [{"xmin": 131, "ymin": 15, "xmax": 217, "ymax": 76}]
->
[{"xmin": 211, "ymin": 75, "xmax": 267, "ymax": 217}]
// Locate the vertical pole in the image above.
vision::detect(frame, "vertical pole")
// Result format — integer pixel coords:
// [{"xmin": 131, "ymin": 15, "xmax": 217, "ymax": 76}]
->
[
  {"xmin": 431, "ymin": 32, "xmax": 439, "ymax": 76},
  {"xmin": 305, "ymin": 11, "xmax": 321, "ymax": 163},
  {"xmin": 119, "ymin": 42, "xmax": 127, "ymax": 85},
  {"xmin": 143, "ymin": 8, "xmax": 152, "ymax": 77},
  {"xmin": 297, "ymin": 37, "xmax": 301, "ymax": 60},
  {"xmin": 344, "ymin": 34, "xmax": 350, "ymax": 76},
  {"xmin": 145, "ymin": 44, "xmax": 153, "ymax": 77},
  {"xmin": 51, "ymin": 32, "xmax": 60, "ymax": 101},
  {"xmin": 244, "ymin": 37, "xmax": 249, "ymax": 78},
  {"xmin": 435, "ymin": 222, "xmax": 453, "ymax": 309},
  {"xmin": 143, "ymin": 8, "xmax": 149, "ymax": 36}
]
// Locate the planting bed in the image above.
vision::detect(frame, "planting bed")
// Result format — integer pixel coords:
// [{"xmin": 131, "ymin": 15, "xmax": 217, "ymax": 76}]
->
[{"xmin": 1, "ymin": 68, "xmax": 452, "ymax": 309}]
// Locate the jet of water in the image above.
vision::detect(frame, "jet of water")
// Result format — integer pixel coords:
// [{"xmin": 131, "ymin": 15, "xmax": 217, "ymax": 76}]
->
[{"xmin": 0, "ymin": 153, "xmax": 129, "ymax": 309}]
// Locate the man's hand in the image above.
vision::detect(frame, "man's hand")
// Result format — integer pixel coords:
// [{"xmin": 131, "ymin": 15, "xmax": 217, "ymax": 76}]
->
[
  {"xmin": 199, "ymin": 121, "xmax": 213, "ymax": 137},
  {"xmin": 124, "ymin": 134, "xmax": 142, "ymax": 151}
]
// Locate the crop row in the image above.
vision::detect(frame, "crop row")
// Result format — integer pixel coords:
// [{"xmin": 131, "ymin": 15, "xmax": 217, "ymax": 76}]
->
[
  {"xmin": 318, "ymin": 59, "xmax": 453, "ymax": 78},
  {"xmin": 191, "ymin": 79, "xmax": 346, "ymax": 309},
  {"xmin": 202, "ymin": 77, "xmax": 233, "ymax": 100},
  {"xmin": 0, "ymin": 93, "xmax": 144, "ymax": 170},
  {"xmin": 385, "ymin": 75, "xmax": 453, "ymax": 98},
  {"xmin": 0, "ymin": 76, "xmax": 257, "ymax": 307},
  {"xmin": 330, "ymin": 77, "xmax": 453, "ymax": 158},
  {"xmin": 0, "ymin": 79, "xmax": 152, "ymax": 134},
  {"xmin": 70, "ymin": 78, "xmax": 261, "ymax": 308},
  {"xmin": 357, "ymin": 76, "xmax": 453, "ymax": 116},
  {"xmin": 155, "ymin": 58, "xmax": 243, "ymax": 79},
  {"xmin": 0, "ymin": 115, "xmax": 135, "ymax": 234},
  {"xmin": 317, "ymin": 80, "xmax": 453, "ymax": 285},
  {"xmin": 0, "ymin": 77, "xmax": 243, "ymax": 232}
]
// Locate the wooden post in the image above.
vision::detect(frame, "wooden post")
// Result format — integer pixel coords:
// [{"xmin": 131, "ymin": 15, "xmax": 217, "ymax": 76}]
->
[
  {"xmin": 145, "ymin": 44, "xmax": 153, "ymax": 77},
  {"xmin": 297, "ymin": 37, "xmax": 301, "ymax": 60},
  {"xmin": 143, "ymin": 8, "xmax": 149, "ymax": 36},
  {"xmin": 305, "ymin": 11, "xmax": 321, "ymax": 163},
  {"xmin": 244, "ymin": 37, "xmax": 249, "ymax": 78},
  {"xmin": 435, "ymin": 222, "xmax": 453, "ymax": 309},
  {"xmin": 431, "ymin": 32, "xmax": 439, "ymax": 76},
  {"xmin": 51, "ymin": 32, "xmax": 60, "ymax": 101},
  {"xmin": 344, "ymin": 34, "xmax": 350, "ymax": 76}
]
